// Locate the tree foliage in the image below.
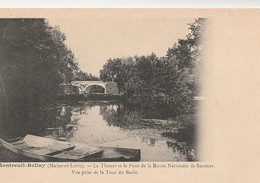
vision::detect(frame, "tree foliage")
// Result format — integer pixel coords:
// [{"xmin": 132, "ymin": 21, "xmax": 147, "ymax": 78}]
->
[
  {"xmin": 0, "ymin": 19, "xmax": 80, "ymax": 128},
  {"xmin": 100, "ymin": 18, "xmax": 206, "ymax": 115},
  {"xmin": 74, "ymin": 70, "xmax": 100, "ymax": 81}
]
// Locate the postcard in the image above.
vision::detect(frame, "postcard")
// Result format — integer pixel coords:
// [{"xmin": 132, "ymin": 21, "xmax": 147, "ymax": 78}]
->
[{"xmin": 0, "ymin": 9, "xmax": 259, "ymax": 182}]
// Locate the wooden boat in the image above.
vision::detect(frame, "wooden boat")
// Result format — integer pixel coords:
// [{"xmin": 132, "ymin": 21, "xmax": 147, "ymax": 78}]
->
[{"xmin": 0, "ymin": 134, "xmax": 141, "ymax": 162}]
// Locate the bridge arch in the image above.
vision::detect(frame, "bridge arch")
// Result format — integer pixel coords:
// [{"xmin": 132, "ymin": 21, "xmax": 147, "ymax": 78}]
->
[
  {"xmin": 85, "ymin": 84, "xmax": 106, "ymax": 94},
  {"xmin": 69, "ymin": 81, "xmax": 118, "ymax": 95}
]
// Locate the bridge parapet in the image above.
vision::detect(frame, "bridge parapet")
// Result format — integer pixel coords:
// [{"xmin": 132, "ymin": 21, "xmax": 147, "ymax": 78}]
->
[{"xmin": 70, "ymin": 81, "xmax": 118, "ymax": 95}]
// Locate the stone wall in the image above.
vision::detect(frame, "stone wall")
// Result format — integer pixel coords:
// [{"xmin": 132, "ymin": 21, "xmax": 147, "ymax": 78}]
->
[{"xmin": 105, "ymin": 82, "xmax": 119, "ymax": 95}]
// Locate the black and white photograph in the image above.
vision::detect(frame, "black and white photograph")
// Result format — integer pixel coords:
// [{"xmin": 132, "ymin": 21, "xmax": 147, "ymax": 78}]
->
[{"xmin": 0, "ymin": 12, "xmax": 206, "ymax": 162}]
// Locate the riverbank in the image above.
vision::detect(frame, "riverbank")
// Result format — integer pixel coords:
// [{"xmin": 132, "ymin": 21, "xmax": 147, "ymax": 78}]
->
[{"xmin": 57, "ymin": 93, "xmax": 123, "ymax": 101}]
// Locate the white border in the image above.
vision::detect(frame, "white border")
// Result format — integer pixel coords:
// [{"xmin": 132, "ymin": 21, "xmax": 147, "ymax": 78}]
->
[{"xmin": 0, "ymin": 0, "xmax": 260, "ymax": 8}]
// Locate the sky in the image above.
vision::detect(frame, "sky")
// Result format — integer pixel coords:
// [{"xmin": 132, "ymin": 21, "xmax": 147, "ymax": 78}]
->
[{"xmin": 48, "ymin": 16, "xmax": 194, "ymax": 76}]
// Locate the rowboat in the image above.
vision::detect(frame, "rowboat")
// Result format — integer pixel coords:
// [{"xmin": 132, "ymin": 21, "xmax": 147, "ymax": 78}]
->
[{"xmin": 0, "ymin": 134, "xmax": 141, "ymax": 162}]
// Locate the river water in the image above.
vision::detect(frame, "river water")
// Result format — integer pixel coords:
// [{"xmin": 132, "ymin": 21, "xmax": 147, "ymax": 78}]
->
[{"xmin": 0, "ymin": 100, "xmax": 197, "ymax": 161}]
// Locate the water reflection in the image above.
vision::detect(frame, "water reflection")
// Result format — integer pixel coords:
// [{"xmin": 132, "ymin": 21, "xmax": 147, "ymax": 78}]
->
[
  {"xmin": 0, "ymin": 101, "xmax": 197, "ymax": 161},
  {"xmin": 100, "ymin": 103, "xmax": 143, "ymax": 129}
]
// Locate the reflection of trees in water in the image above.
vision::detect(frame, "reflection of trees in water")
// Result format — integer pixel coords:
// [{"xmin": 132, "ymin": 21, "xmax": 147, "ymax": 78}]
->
[
  {"xmin": 44, "ymin": 125, "xmax": 78, "ymax": 141},
  {"xmin": 0, "ymin": 105, "xmax": 50, "ymax": 138},
  {"xmin": 99, "ymin": 101, "xmax": 179, "ymax": 130},
  {"xmin": 1, "ymin": 101, "xmax": 106, "ymax": 139},
  {"xmin": 141, "ymin": 137, "xmax": 157, "ymax": 147},
  {"xmin": 43, "ymin": 104, "xmax": 82, "ymax": 141},
  {"xmin": 165, "ymin": 140, "xmax": 196, "ymax": 161},
  {"xmin": 99, "ymin": 101, "xmax": 197, "ymax": 161},
  {"xmin": 99, "ymin": 103, "xmax": 143, "ymax": 130},
  {"xmin": 124, "ymin": 100, "xmax": 181, "ymax": 120},
  {"xmin": 0, "ymin": 102, "xmax": 85, "ymax": 140},
  {"xmin": 71, "ymin": 104, "xmax": 88, "ymax": 116},
  {"xmin": 162, "ymin": 120, "xmax": 197, "ymax": 161},
  {"xmin": 2, "ymin": 100, "xmax": 197, "ymax": 160}
]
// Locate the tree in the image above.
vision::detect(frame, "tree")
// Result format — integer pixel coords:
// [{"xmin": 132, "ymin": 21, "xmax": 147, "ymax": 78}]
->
[
  {"xmin": 49, "ymin": 26, "xmax": 79, "ymax": 84},
  {"xmin": 166, "ymin": 18, "xmax": 206, "ymax": 96},
  {"xmin": 0, "ymin": 19, "xmax": 79, "ymax": 134},
  {"xmin": 74, "ymin": 70, "xmax": 88, "ymax": 80},
  {"xmin": 87, "ymin": 73, "xmax": 100, "ymax": 81},
  {"xmin": 74, "ymin": 70, "xmax": 100, "ymax": 81},
  {"xmin": 99, "ymin": 18, "xmax": 206, "ymax": 115},
  {"xmin": 100, "ymin": 58, "xmax": 122, "ymax": 82},
  {"xmin": 100, "ymin": 58, "xmax": 127, "ymax": 93}
]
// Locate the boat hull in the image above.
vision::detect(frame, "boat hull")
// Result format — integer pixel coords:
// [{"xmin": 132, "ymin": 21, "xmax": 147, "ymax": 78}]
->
[{"xmin": 0, "ymin": 136, "xmax": 141, "ymax": 162}]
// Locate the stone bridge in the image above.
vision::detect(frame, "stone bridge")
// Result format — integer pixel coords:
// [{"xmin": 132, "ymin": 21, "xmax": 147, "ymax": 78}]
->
[{"xmin": 70, "ymin": 81, "xmax": 119, "ymax": 95}]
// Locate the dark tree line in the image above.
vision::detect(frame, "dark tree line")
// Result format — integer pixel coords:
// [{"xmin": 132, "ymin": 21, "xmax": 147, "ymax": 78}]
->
[
  {"xmin": 100, "ymin": 18, "xmax": 206, "ymax": 115},
  {"xmin": 0, "ymin": 19, "xmax": 81, "ymax": 133},
  {"xmin": 74, "ymin": 70, "xmax": 100, "ymax": 81}
]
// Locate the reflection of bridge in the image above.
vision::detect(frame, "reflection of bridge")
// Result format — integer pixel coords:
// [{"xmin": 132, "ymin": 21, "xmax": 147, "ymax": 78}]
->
[{"xmin": 70, "ymin": 81, "xmax": 119, "ymax": 95}]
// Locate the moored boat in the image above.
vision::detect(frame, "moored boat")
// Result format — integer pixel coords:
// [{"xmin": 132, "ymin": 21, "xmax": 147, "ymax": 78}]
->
[{"xmin": 0, "ymin": 134, "xmax": 141, "ymax": 162}]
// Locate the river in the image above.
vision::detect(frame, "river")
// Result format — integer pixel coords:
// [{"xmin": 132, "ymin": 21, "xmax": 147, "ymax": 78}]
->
[{"xmin": 0, "ymin": 100, "xmax": 197, "ymax": 161}]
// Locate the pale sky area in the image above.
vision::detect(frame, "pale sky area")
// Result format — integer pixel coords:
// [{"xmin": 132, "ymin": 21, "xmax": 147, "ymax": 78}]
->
[{"xmin": 48, "ymin": 17, "xmax": 194, "ymax": 76}]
